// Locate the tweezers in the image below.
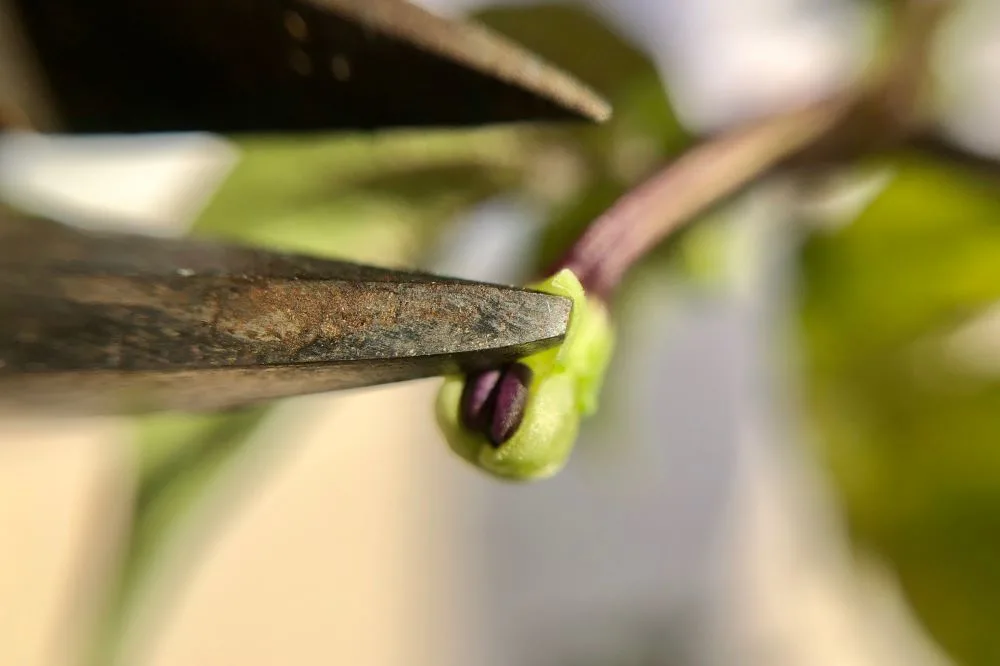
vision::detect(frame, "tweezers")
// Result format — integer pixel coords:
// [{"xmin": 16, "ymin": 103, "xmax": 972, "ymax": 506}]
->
[
  {"xmin": 4, "ymin": 0, "xmax": 610, "ymax": 133},
  {"xmin": 0, "ymin": 0, "xmax": 608, "ymax": 414},
  {"xmin": 0, "ymin": 211, "xmax": 572, "ymax": 414}
]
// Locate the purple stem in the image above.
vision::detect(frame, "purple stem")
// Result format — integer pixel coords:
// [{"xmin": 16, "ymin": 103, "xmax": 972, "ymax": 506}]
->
[{"xmin": 551, "ymin": 100, "xmax": 849, "ymax": 299}]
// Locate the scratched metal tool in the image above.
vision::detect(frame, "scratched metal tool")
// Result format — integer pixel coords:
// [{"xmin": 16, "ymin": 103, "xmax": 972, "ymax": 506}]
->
[
  {"xmin": 0, "ymin": 0, "xmax": 607, "ymax": 414},
  {"xmin": 5, "ymin": 0, "xmax": 610, "ymax": 133},
  {"xmin": 0, "ymin": 210, "xmax": 572, "ymax": 414}
]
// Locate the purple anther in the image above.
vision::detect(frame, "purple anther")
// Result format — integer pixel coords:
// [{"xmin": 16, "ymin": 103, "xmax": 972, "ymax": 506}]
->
[
  {"xmin": 488, "ymin": 363, "xmax": 533, "ymax": 446},
  {"xmin": 460, "ymin": 368, "xmax": 502, "ymax": 432}
]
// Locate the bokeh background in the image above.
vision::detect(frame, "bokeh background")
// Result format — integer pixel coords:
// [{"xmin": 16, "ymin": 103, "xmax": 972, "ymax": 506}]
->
[{"xmin": 3, "ymin": 0, "xmax": 1000, "ymax": 665}]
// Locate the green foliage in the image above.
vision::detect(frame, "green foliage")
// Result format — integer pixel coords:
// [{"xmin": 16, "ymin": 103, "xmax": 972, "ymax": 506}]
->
[
  {"xmin": 192, "ymin": 129, "xmax": 530, "ymax": 260},
  {"xmin": 798, "ymin": 155, "xmax": 1000, "ymax": 666}
]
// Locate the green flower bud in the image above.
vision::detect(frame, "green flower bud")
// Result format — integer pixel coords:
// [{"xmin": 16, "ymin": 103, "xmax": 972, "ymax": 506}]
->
[{"xmin": 435, "ymin": 269, "xmax": 614, "ymax": 481}]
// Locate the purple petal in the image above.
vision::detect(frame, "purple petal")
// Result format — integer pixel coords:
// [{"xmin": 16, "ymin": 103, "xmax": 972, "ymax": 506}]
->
[
  {"xmin": 461, "ymin": 369, "xmax": 502, "ymax": 432},
  {"xmin": 488, "ymin": 363, "xmax": 533, "ymax": 446}
]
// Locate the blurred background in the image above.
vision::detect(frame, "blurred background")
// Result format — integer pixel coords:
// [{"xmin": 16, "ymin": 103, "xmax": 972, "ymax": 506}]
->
[{"xmin": 2, "ymin": 0, "xmax": 1000, "ymax": 665}]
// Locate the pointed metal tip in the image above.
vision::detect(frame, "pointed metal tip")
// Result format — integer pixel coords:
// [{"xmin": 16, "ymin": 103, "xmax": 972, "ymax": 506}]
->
[
  {"xmin": 587, "ymin": 99, "xmax": 614, "ymax": 124},
  {"xmin": 314, "ymin": 0, "xmax": 613, "ymax": 125},
  {"xmin": 15, "ymin": 0, "xmax": 612, "ymax": 133}
]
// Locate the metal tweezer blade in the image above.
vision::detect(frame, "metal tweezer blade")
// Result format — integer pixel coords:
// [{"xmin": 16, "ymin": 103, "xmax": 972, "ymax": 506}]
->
[
  {"xmin": 8, "ymin": 0, "xmax": 611, "ymax": 133},
  {"xmin": 0, "ymin": 213, "xmax": 572, "ymax": 414}
]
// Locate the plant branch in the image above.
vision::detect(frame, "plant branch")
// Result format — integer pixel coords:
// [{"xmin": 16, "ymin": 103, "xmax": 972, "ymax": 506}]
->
[{"xmin": 551, "ymin": 97, "xmax": 854, "ymax": 299}]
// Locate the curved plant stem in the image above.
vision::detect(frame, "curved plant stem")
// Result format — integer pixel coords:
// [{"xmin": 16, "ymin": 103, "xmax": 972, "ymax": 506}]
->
[
  {"xmin": 549, "ymin": 0, "xmax": 960, "ymax": 301},
  {"xmin": 552, "ymin": 98, "xmax": 853, "ymax": 299}
]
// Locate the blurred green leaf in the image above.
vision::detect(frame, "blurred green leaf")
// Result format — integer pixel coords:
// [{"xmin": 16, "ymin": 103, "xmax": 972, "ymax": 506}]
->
[
  {"xmin": 194, "ymin": 128, "xmax": 533, "ymax": 260},
  {"xmin": 798, "ymin": 153, "xmax": 1000, "ymax": 665}
]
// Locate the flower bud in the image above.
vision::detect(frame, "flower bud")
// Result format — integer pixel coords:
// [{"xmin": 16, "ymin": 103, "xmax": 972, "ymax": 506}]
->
[{"xmin": 436, "ymin": 269, "xmax": 614, "ymax": 481}]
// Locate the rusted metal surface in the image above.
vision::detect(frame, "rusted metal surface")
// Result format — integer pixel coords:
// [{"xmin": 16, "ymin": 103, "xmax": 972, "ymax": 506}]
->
[
  {"xmin": 0, "ymin": 211, "xmax": 572, "ymax": 414},
  {"xmin": 7, "ymin": 0, "xmax": 609, "ymax": 134}
]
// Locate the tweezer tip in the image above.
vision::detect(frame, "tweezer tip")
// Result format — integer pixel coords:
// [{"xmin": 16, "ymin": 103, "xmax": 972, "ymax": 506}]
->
[
  {"xmin": 319, "ymin": 0, "xmax": 613, "ymax": 124},
  {"xmin": 585, "ymin": 98, "xmax": 613, "ymax": 124}
]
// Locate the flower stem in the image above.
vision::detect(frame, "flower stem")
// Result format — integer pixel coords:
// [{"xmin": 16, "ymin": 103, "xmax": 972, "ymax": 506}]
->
[{"xmin": 551, "ymin": 99, "xmax": 852, "ymax": 299}]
